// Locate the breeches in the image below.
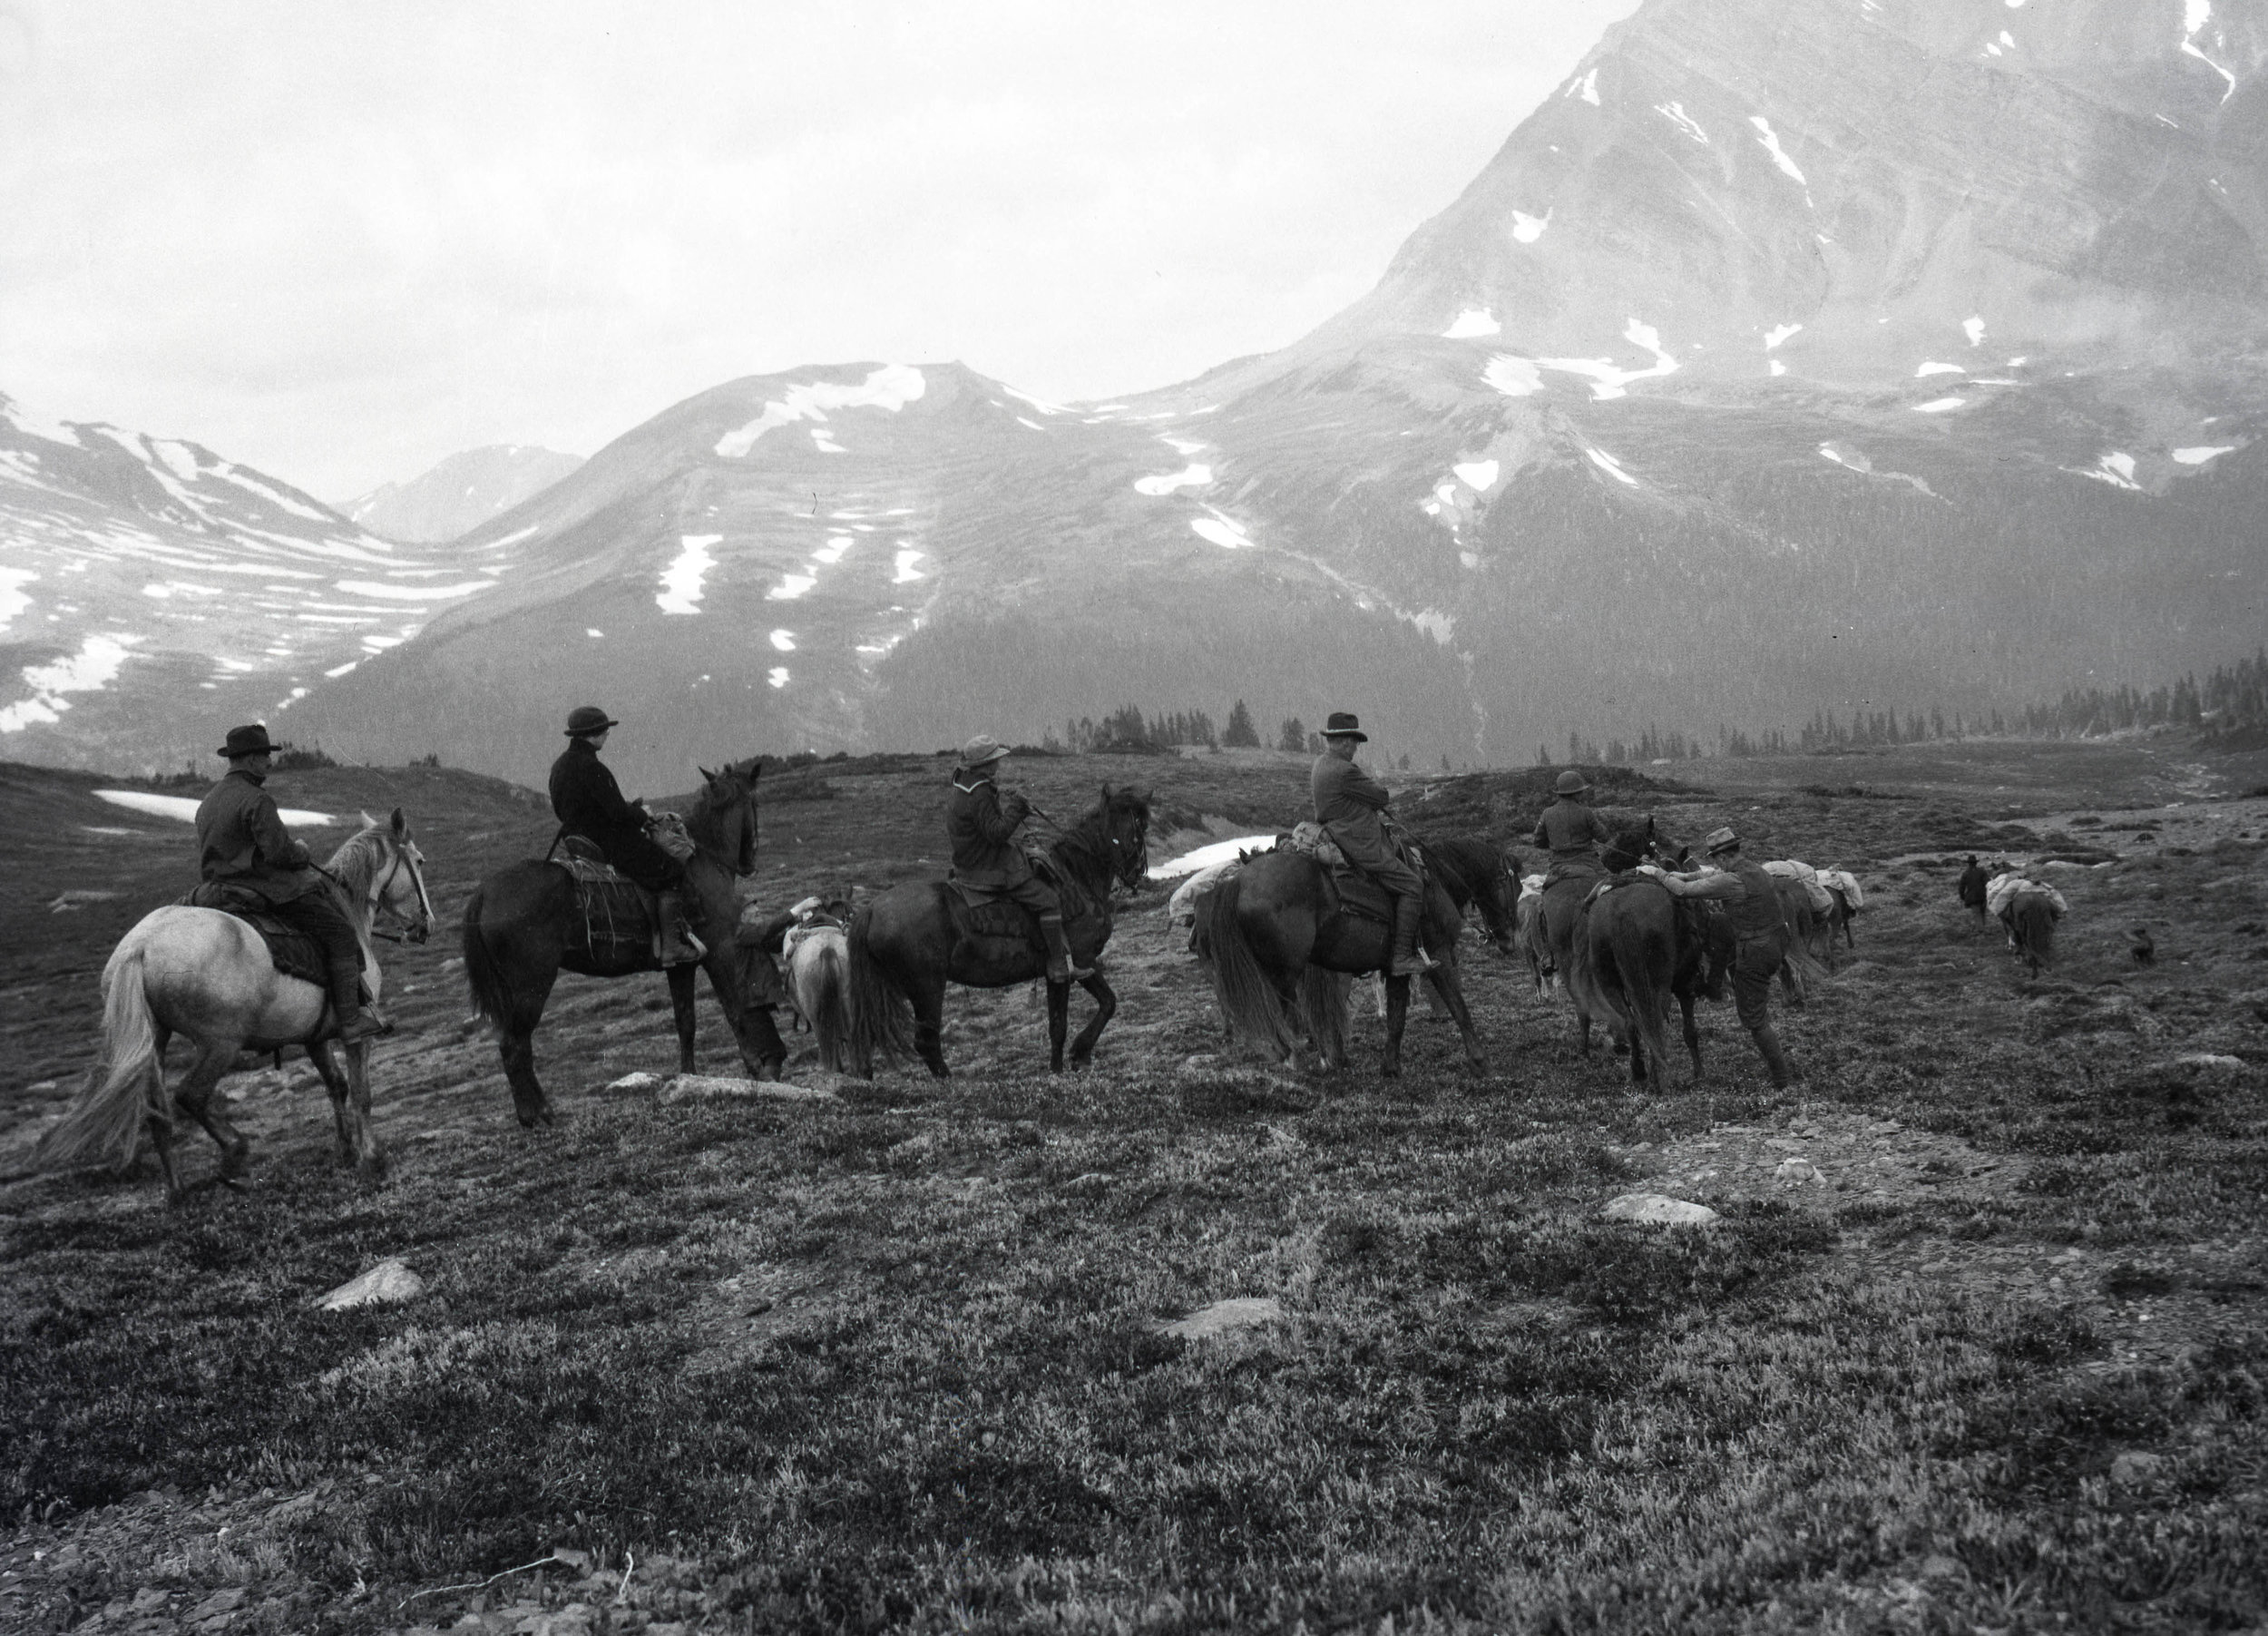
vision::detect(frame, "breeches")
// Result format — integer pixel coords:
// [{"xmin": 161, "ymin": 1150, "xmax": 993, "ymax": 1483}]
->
[
  {"xmin": 998, "ymin": 877, "xmax": 1065, "ymax": 917},
  {"xmin": 1356, "ymin": 855, "xmax": 1422, "ymax": 898},
  {"xmin": 266, "ymin": 890, "xmax": 363, "ymax": 969},
  {"xmin": 1730, "ymin": 929, "xmax": 1786, "ymax": 1030},
  {"xmin": 585, "ymin": 832, "xmax": 684, "ymax": 893}
]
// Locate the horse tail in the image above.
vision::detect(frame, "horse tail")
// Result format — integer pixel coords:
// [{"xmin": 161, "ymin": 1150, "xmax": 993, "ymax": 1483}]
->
[
  {"xmin": 1611, "ymin": 902, "xmax": 1677, "ymax": 1084},
  {"xmin": 808, "ymin": 937, "xmax": 852, "ymax": 1073},
  {"xmin": 35, "ymin": 940, "xmax": 166, "ymax": 1174},
  {"xmin": 460, "ymin": 883, "xmax": 520, "ymax": 1034},
  {"xmin": 1203, "ymin": 875, "xmax": 1295, "ymax": 1054},
  {"xmin": 844, "ymin": 904, "xmax": 914, "ymax": 1078},
  {"xmin": 2015, "ymin": 896, "xmax": 2057, "ymax": 971}
]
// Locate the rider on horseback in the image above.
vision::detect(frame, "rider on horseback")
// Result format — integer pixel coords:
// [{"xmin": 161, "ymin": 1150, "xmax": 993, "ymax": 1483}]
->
[
  {"xmin": 1535, "ymin": 770, "xmax": 1608, "ymax": 883},
  {"xmin": 548, "ymin": 705, "xmax": 704, "ymax": 965},
  {"xmin": 196, "ymin": 724, "xmax": 388, "ymax": 1043},
  {"xmin": 1313, "ymin": 712, "xmax": 1437, "ymax": 977},
  {"xmin": 947, "ymin": 735, "xmax": 1093, "ymax": 983},
  {"xmin": 1646, "ymin": 826, "xmax": 1800, "ymax": 1090}
]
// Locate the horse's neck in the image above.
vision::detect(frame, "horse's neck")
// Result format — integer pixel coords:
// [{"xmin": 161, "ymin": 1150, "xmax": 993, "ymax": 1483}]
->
[{"xmin": 1047, "ymin": 824, "xmax": 1115, "ymax": 897}]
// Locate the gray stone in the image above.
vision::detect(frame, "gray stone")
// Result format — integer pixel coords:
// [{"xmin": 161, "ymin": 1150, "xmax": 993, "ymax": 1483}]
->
[
  {"xmin": 605, "ymin": 1071, "xmax": 663, "ymax": 1092},
  {"xmin": 1774, "ymin": 1157, "xmax": 1823, "ymax": 1186},
  {"xmin": 1603, "ymin": 1192, "xmax": 1721, "ymax": 1227},
  {"xmin": 2109, "ymin": 1450, "xmax": 2168, "ymax": 1487},
  {"xmin": 316, "ymin": 1258, "xmax": 424, "ymax": 1310},
  {"xmin": 1162, "ymin": 1297, "xmax": 1284, "ymax": 1339},
  {"xmin": 658, "ymin": 1073, "xmax": 837, "ymax": 1103}
]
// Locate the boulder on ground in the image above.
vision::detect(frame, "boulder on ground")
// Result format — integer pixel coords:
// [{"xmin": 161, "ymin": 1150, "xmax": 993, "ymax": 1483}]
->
[
  {"xmin": 657, "ymin": 1073, "xmax": 837, "ymax": 1104},
  {"xmin": 1602, "ymin": 1192, "xmax": 1721, "ymax": 1227},
  {"xmin": 316, "ymin": 1259, "xmax": 423, "ymax": 1310},
  {"xmin": 1161, "ymin": 1297, "xmax": 1284, "ymax": 1340}
]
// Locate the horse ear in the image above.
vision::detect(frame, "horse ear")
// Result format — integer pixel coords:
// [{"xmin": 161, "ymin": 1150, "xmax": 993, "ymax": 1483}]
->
[
  {"xmin": 389, "ymin": 807, "xmax": 406, "ymax": 837},
  {"xmin": 699, "ymin": 765, "xmax": 717, "ymax": 783}
]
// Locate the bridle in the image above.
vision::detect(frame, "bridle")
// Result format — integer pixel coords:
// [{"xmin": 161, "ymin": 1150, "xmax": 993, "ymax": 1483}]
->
[{"xmin": 367, "ymin": 838, "xmax": 434, "ymax": 944}]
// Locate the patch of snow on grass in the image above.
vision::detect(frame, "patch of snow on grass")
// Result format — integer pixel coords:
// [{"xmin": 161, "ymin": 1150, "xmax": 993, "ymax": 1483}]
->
[
  {"xmin": 1567, "ymin": 67, "xmax": 1600, "ymax": 105},
  {"xmin": 657, "ymin": 534, "xmax": 720, "ymax": 614},
  {"xmin": 1540, "ymin": 318, "xmax": 1679, "ymax": 400},
  {"xmin": 1765, "ymin": 323, "xmax": 1802, "ymax": 350},
  {"xmin": 1149, "ymin": 835, "xmax": 1279, "ymax": 880},
  {"xmin": 0, "ymin": 568, "xmax": 34, "ymax": 633},
  {"xmin": 586, "ymin": 628, "xmax": 604, "ymax": 638},
  {"xmin": 2, "ymin": 635, "xmax": 140, "ymax": 733},
  {"xmin": 1016, "ymin": 417, "xmax": 1047, "ymax": 431},
  {"xmin": 324, "ymin": 661, "xmax": 358, "ymax": 678},
  {"xmin": 335, "ymin": 579, "xmax": 494, "ymax": 602},
  {"xmin": 1453, "ymin": 460, "xmax": 1500, "ymax": 492},
  {"xmin": 714, "ymin": 365, "xmax": 926, "ymax": 456},
  {"xmin": 769, "ymin": 629, "xmax": 796, "ymax": 651},
  {"xmin": 1964, "ymin": 317, "xmax": 1986, "ymax": 346},
  {"xmin": 1820, "ymin": 443, "xmax": 1871, "ymax": 473},
  {"xmin": 95, "ymin": 789, "xmax": 336, "ymax": 826},
  {"xmin": 1512, "ymin": 210, "xmax": 1551, "ymax": 244},
  {"xmin": 1191, "ymin": 515, "xmax": 1254, "ymax": 550},
  {"xmin": 1913, "ymin": 397, "xmax": 1967, "ymax": 414},
  {"xmin": 1656, "ymin": 102, "xmax": 1709, "ymax": 143},
  {"xmin": 767, "ymin": 573, "xmax": 816, "ymax": 601},
  {"xmin": 1749, "ymin": 117, "xmax": 1808, "ymax": 185},
  {"xmin": 1002, "ymin": 387, "xmax": 1069, "ymax": 416},
  {"xmin": 1135, "ymin": 464, "xmax": 1212, "ymax": 495},
  {"xmin": 1917, "ymin": 361, "xmax": 1966, "ymax": 377},
  {"xmin": 893, "ymin": 548, "xmax": 926, "ymax": 583},
  {"xmin": 2173, "ymin": 445, "xmax": 2237, "ymax": 465},
  {"xmin": 1770, "ymin": 360, "xmax": 1788, "ymax": 377},
  {"xmin": 767, "ymin": 667, "xmax": 789, "ymax": 689},
  {"xmin": 809, "ymin": 428, "xmax": 846, "ymax": 454},
  {"xmin": 1444, "ymin": 308, "xmax": 1501, "ymax": 338},
  {"xmin": 1484, "ymin": 356, "xmax": 1544, "ymax": 397},
  {"xmin": 813, "ymin": 535, "xmax": 853, "ymax": 565},
  {"xmin": 1586, "ymin": 447, "xmax": 1641, "ymax": 487}
]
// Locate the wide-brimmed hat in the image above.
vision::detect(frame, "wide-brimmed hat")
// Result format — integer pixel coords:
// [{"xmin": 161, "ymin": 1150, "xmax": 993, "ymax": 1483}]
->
[
  {"xmin": 564, "ymin": 705, "xmax": 620, "ymax": 737},
  {"xmin": 959, "ymin": 733, "xmax": 1010, "ymax": 766},
  {"xmin": 1553, "ymin": 769, "xmax": 1591, "ymax": 796},
  {"xmin": 218, "ymin": 724, "xmax": 279, "ymax": 759},
  {"xmin": 1318, "ymin": 712, "xmax": 1367, "ymax": 742},
  {"xmin": 1702, "ymin": 826, "xmax": 1741, "ymax": 856}
]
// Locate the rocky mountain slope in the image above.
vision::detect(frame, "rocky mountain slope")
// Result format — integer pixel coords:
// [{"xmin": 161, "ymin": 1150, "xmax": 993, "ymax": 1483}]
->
[
  {"xmin": 12, "ymin": 0, "xmax": 2268, "ymax": 791},
  {"xmin": 340, "ymin": 445, "xmax": 583, "ymax": 544}
]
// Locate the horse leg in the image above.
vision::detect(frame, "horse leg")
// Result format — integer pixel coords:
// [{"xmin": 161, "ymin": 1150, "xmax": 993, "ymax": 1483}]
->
[
  {"xmin": 307, "ymin": 1042, "xmax": 355, "ymax": 1164},
  {"xmin": 912, "ymin": 975, "xmax": 951, "ymax": 1078},
  {"xmin": 706, "ymin": 949, "xmax": 786, "ymax": 1081},
  {"xmin": 1382, "ymin": 975, "xmax": 1409, "ymax": 1079},
  {"xmin": 342, "ymin": 1039, "xmax": 386, "ymax": 1179},
  {"xmin": 1680, "ymin": 992, "xmax": 1704, "ymax": 1085},
  {"xmin": 669, "ymin": 963, "xmax": 699, "ymax": 1074},
  {"xmin": 1047, "ymin": 979, "xmax": 1071, "ymax": 1073},
  {"xmin": 1068, "ymin": 971, "xmax": 1117, "ymax": 1069},
  {"xmin": 1424, "ymin": 965, "xmax": 1487, "ymax": 1073},
  {"xmin": 166, "ymin": 1038, "xmax": 243, "ymax": 1200}
]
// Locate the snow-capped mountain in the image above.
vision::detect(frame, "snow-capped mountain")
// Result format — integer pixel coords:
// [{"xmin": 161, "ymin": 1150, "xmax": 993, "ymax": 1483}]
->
[
  {"xmin": 342, "ymin": 446, "xmax": 583, "ymax": 544},
  {"xmin": 0, "ymin": 392, "xmax": 523, "ymax": 770},
  {"xmin": 15, "ymin": 0, "xmax": 2268, "ymax": 789}
]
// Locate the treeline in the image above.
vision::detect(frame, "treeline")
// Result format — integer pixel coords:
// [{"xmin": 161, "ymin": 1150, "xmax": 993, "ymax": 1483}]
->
[{"xmin": 1044, "ymin": 700, "xmax": 1431, "ymax": 769}]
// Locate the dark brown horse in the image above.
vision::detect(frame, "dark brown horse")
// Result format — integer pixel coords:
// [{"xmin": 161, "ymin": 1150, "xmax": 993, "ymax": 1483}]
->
[
  {"xmin": 1198, "ymin": 834, "xmax": 1501, "ymax": 1078},
  {"xmin": 461, "ymin": 759, "xmax": 785, "ymax": 1126},
  {"xmin": 845, "ymin": 785, "xmax": 1151, "ymax": 1077},
  {"xmin": 1571, "ymin": 872, "xmax": 1734, "ymax": 1088}
]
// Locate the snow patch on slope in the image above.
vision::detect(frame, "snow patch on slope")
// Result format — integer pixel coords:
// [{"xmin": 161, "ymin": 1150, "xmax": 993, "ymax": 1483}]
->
[
  {"xmin": 1453, "ymin": 460, "xmax": 1500, "ymax": 492},
  {"xmin": 658, "ymin": 534, "xmax": 719, "ymax": 614},
  {"xmin": 1484, "ymin": 356, "xmax": 1544, "ymax": 397},
  {"xmin": 1444, "ymin": 308, "xmax": 1501, "ymax": 338},
  {"xmin": 2173, "ymin": 445, "xmax": 2237, "ymax": 465},
  {"xmin": 0, "ymin": 634, "xmax": 140, "ymax": 733},
  {"xmin": 1539, "ymin": 319, "xmax": 1679, "ymax": 400},
  {"xmin": 714, "ymin": 366, "xmax": 926, "ymax": 457},
  {"xmin": 1511, "ymin": 210, "xmax": 1551, "ymax": 244},
  {"xmin": 1136, "ymin": 465, "xmax": 1212, "ymax": 496}
]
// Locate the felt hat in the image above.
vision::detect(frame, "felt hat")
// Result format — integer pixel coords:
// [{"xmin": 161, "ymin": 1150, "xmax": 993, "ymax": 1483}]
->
[
  {"xmin": 1553, "ymin": 769, "xmax": 1591, "ymax": 796},
  {"xmin": 218, "ymin": 724, "xmax": 279, "ymax": 759},
  {"xmin": 959, "ymin": 733, "xmax": 1010, "ymax": 766},
  {"xmin": 1318, "ymin": 712, "xmax": 1367, "ymax": 741},
  {"xmin": 564, "ymin": 705, "xmax": 620, "ymax": 737},
  {"xmin": 1702, "ymin": 826, "xmax": 1741, "ymax": 857}
]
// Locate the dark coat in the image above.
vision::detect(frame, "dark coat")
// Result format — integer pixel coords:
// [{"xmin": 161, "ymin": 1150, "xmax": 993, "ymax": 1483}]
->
[
  {"xmin": 946, "ymin": 769, "xmax": 1032, "ymax": 887},
  {"xmin": 1312, "ymin": 752, "xmax": 1399, "ymax": 871},
  {"xmin": 1957, "ymin": 861, "xmax": 1989, "ymax": 907},
  {"xmin": 196, "ymin": 769, "xmax": 319, "ymax": 903},
  {"xmin": 1534, "ymin": 798, "xmax": 1608, "ymax": 859},
  {"xmin": 550, "ymin": 739, "xmax": 681, "ymax": 891}
]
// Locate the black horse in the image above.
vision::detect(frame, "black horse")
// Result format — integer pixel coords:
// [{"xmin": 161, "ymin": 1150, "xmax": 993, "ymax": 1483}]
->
[
  {"xmin": 1559, "ymin": 823, "xmax": 1734, "ymax": 1087},
  {"xmin": 1198, "ymin": 831, "xmax": 1513, "ymax": 1078},
  {"xmin": 846, "ymin": 785, "xmax": 1151, "ymax": 1077},
  {"xmin": 462, "ymin": 759, "xmax": 786, "ymax": 1126}
]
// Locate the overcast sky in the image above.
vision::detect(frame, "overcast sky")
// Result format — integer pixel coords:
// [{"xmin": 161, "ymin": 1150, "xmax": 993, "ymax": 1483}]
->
[{"xmin": 0, "ymin": 1, "xmax": 1636, "ymax": 500}]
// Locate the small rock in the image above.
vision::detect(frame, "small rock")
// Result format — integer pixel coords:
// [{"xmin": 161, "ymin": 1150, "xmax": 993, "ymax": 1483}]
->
[
  {"xmin": 1162, "ymin": 1297, "xmax": 1284, "ymax": 1339},
  {"xmin": 2176, "ymin": 1053, "xmax": 2244, "ymax": 1070},
  {"xmin": 1916, "ymin": 1553, "xmax": 1963, "ymax": 1581},
  {"xmin": 548, "ymin": 1546, "xmax": 591, "ymax": 1572},
  {"xmin": 1774, "ymin": 1157, "xmax": 1823, "ymax": 1186},
  {"xmin": 132, "ymin": 1588, "xmax": 170, "ymax": 1613},
  {"xmin": 316, "ymin": 1259, "xmax": 424, "ymax": 1310},
  {"xmin": 2109, "ymin": 1450, "xmax": 2167, "ymax": 1487},
  {"xmin": 190, "ymin": 1587, "xmax": 247, "ymax": 1621},
  {"xmin": 1602, "ymin": 1192, "xmax": 1721, "ymax": 1227},
  {"xmin": 605, "ymin": 1072, "xmax": 663, "ymax": 1092},
  {"xmin": 658, "ymin": 1073, "xmax": 837, "ymax": 1103}
]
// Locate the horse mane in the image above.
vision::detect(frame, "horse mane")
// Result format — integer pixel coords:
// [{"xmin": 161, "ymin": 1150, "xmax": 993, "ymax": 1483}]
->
[
  {"xmin": 681, "ymin": 758, "xmax": 758, "ymax": 871},
  {"xmin": 1420, "ymin": 834, "xmax": 1506, "ymax": 901},
  {"xmin": 323, "ymin": 818, "xmax": 393, "ymax": 901}
]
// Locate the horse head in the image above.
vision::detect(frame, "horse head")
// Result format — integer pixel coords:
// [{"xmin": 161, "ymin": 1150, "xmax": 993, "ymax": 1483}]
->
[
  {"xmin": 1100, "ymin": 783, "xmax": 1152, "ymax": 890},
  {"xmin": 690, "ymin": 757, "xmax": 761, "ymax": 877},
  {"xmin": 363, "ymin": 806, "xmax": 434, "ymax": 944}
]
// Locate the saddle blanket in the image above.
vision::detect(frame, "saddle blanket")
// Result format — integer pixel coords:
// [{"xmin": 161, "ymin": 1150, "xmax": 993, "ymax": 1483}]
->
[
  {"xmin": 177, "ymin": 883, "xmax": 339, "ymax": 986},
  {"xmin": 1817, "ymin": 868, "xmax": 1865, "ymax": 909},
  {"xmin": 552, "ymin": 848, "xmax": 653, "ymax": 956},
  {"xmin": 1168, "ymin": 858, "xmax": 1243, "ymax": 927}
]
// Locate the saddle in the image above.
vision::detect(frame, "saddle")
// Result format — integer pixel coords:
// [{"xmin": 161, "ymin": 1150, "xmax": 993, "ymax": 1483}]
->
[
  {"xmin": 552, "ymin": 837, "xmax": 656, "ymax": 959},
  {"xmin": 177, "ymin": 882, "xmax": 347, "ymax": 987},
  {"xmin": 945, "ymin": 851, "xmax": 1062, "ymax": 948},
  {"xmin": 1279, "ymin": 821, "xmax": 1422, "ymax": 927}
]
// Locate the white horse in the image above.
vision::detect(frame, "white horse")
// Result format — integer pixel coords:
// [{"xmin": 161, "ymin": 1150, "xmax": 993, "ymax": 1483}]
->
[
  {"xmin": 783, "ymin": 921, "xmax": 851, "ymax": 1073},
  {"xmin": 33, "ymin": 808, "xmax": 434, "ymax": 1202}
]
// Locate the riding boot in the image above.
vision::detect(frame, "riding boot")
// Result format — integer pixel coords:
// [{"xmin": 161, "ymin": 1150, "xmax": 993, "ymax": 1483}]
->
[
  {"xmin": 1388, "ymin": 893, "xmax": 1439, "ymax": 978},
  {"xmin": 1751, "ymin": 1024, "xmax": 1795, "ymax": 1090},
  {"xmin": 329, "ymin": 958, "xmax": 388, "ymax": 1043},
  {"xmin": 1040, "ymin": 912, "xmax": 1093, "ymax": 983},
  {"xmin": 655, "ymin": 891, "xmax": 707, "ymax": 965}
]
